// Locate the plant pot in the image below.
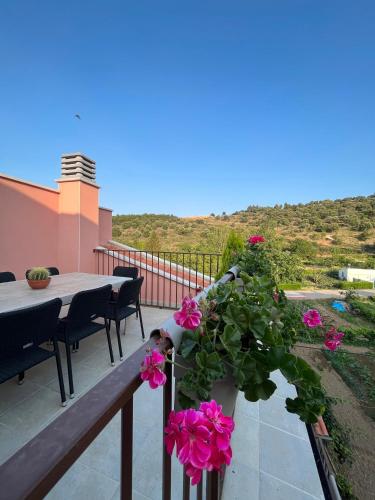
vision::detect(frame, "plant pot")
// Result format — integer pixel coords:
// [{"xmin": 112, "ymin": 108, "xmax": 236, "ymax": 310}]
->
[
  {"xmin": 27, "ymin": 278, "xmax": 51, "ymax": 289},
  {"xmin": 174, "ymin": 354, "xmax": 238, "ymax": 417}
]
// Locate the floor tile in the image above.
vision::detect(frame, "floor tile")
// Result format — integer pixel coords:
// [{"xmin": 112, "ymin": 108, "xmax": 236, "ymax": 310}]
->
[
  {"xmin": 0, "ymin": 422, "xmax": 28, "ymax": 465},
  {"xmin": 46, "ymin": 461, "xmax": 119, "ymax": 500},
  {"xmin": 260, "ymin": 471, "xmax": 323, "ymax": 500},
  {"xmin": 270, "ymin": 370, "xmax": 297, "ymax": 399},
  {"xmin": 236, "ymin": 393, "xmax": 259, "ymax": 420},
  {"xmin": 0, "ymin": 377, "xmax": 42, "ymax": 416},
  {"xmin": 231, "ymin": 413, "xmax": 260, "ymax": 471},
  {"xmin": 259, "ymin": 396, "xmax": 308, "ymax": 440},
  {"xmin": 259, "ymin": 424, "xmax": 324, "ymax": 498},
  {"xmin": 222, "ymin": 459, "xmax": 259, "ymax": 500}
]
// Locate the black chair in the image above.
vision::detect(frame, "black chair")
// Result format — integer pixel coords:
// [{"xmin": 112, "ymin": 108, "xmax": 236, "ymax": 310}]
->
[
  {"xmin": 57, "ymin": 284, "xmax": 112, "ymax": 398},
  {"xmin": 0, "ymin": 272, "xmax": 16, "ymax": 283},
  {"xmin": 0, "ymin": 299, "xmax": 66, "ymax": 406},
  {"xmin": 25, "ymin": 267, "xmax": 60, "ymax": 279},
  {"xmin": 112, "ymin": 266, "xmax": 139, "ymax": 314},
  {"xmin": 113, "ymin": 266, "xmax": 139, "ymax": 279},
  {"xmin": 104, "ymin": 277, "xmax": 145, "ymax": 360}
]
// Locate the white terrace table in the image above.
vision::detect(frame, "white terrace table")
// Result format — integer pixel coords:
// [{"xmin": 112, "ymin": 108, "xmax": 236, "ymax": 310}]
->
[{"xmin": 0, "ymin": 272, "xmax": 130, "ymax": 314}]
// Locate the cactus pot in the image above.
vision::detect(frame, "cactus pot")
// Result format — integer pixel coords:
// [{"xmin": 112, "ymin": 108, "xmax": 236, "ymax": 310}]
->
[
  {"xmin": 27, "ymin": 277, "xmax": 51, "ymax": 289},
  {"xmin": 173, "ymin": 354, "xmax": 238, "ymax": 417}
]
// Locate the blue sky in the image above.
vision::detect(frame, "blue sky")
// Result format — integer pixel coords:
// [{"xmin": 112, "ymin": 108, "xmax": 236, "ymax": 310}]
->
[{"xmin": 1, "ymin": 0, "xmax": 374, "ymax": 216}]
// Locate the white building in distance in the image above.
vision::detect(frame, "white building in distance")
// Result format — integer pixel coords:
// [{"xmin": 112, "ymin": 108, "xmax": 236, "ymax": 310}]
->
[{"xmin": 339, "ymin": 267, "xmax": 375, "ymax": 283}]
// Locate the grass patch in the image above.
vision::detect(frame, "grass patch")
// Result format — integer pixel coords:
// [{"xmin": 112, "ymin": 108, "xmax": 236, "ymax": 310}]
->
[
  {"xmin": 337, "ymin": 281, "xmax": 373, "ymax": 290},
  {"xmin": 323, "ymin": 351, "xmax": 375, "ymax": 419}
]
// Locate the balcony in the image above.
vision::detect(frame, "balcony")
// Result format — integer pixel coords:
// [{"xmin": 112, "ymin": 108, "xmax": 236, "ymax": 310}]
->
[{"xmin": 0, "ymin": 299, "xmax": 325, "ymax": 499}]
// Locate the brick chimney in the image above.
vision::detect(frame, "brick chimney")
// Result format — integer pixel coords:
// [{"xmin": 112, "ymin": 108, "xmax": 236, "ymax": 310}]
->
[{"xmin": 57, "ymin": 153, "xmax": 100, "ymax": 273}]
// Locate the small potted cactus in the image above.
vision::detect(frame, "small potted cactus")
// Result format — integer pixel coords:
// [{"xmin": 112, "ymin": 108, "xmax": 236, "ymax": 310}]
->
[{"xmin": 27, "ymin": 267, "xmax": 51, "ymax": 289}]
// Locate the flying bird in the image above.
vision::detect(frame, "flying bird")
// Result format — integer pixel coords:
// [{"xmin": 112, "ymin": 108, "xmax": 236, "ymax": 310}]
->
[{"xmin": 74, "ymin": 114, "xmax": 81, "ymax": 120}]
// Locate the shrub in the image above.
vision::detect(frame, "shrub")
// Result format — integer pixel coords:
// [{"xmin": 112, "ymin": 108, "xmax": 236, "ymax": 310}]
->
[
  {"xmin": 239, "ymin": 239, "xmax": 303, "ymax": 284},
  {"xmin": 216, "ymin": 230, "xmax": 245, "ymax": 279},
  {"xmin": 278, "ymin": 282, "xmax": 302, "ymax": 290},
  {"xmin": 289, "ymin": 239, "xmax": 318, "ymax": 259},
  {"xmin": 337, "ymin": 281, "xmax": 373, "ymax": 290},
  {"xmin": 146, "ymin": 231, "xmax": 161, "ymax": 252}
]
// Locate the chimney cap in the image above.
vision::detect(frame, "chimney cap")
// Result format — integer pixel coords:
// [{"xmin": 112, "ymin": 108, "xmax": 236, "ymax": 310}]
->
[{"xmin": 59, "ymin": 152, "xmax": 96, "ymax": 184}]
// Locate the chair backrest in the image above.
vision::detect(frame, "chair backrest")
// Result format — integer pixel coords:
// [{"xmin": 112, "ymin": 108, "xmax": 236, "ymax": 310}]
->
[
  {"xmin": 25, "ymin": 267, "xmax": 59, "ymax": 279},
  {"xmin": 47, "ymin": 267, "xmax": 60, "ymax": 276},
  {"xmin": 65, "ymin": 284, "xmax": 112, "ymax": 332},
  {"xmin": 0, "ymin": 271, "xmax": 16, "ymax": 283},
  {"xmin": 116, "ymin": 277, "xmax": 144, "ymax": 308},
  {"xmin": 113, "ymin": 266, "xmax": 139, "ymax": 279},
  {"xmin": 0, "ymin": 299, "xmax": 62, "ymax": 360}
]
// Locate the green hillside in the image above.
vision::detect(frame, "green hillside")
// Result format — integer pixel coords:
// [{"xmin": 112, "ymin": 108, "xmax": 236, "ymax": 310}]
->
[
  {"xmin": 112, "ymin": 195, "xmax": 375, "ymax": 280},
  {"xmin": 113, "ymin": 194, "xmax": 374, "ymax": 247}
]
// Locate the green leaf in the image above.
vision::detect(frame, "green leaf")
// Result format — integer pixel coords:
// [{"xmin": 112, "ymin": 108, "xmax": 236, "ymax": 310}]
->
[
  {"xmin": 239, "ymin": 271, "xmax": 251, "ymax": 284},
  {"xmin": 220, "ymin": 324, "xmax": 241, "ymax": 358},
  {"xmin": 244, "ymin": 380, "xmax": 277, "ymax": 401},
  {"xmin": 180, "ymin": 330, "xmax": 199, "ymax": 359},
  {"xmin": 265, "ymin": 346, "xmax": 288, "ymax": 371},
  {"xmin": 223, "ymin": 304, "xmax": 251, "ymax": 333},
  {"xmin": 177, "ymin": 390, "xmax": 196, "ymax": 409},
  {"xmin": 195, "ymin": 351, "xmax": 225, "ymax": 379}
]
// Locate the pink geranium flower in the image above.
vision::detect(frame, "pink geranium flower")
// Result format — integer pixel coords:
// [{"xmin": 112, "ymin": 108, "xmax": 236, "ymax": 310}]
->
[
  {"xmin": 199, "ymin": 400, "xmax": 234, "ymax": 450},
  {"xmin": 164, "ymin": 401, "xmax": 234, "ymax": 485},
  {"xmin": 140, "ymin": 349, "xmax": 167, "ymax": 389},
  {"xmin": 324, "ymin": 327, "xmax": 344, "ymax": 351},
  {"xmin": 248, "ymin": 235, "xmax": 265, "ymax": 245},
  {"xmin": 324, "ymin": 339, "xmax": 342, "ymax": 351},
  {"xmin": 177, "ymin": 409, "xmax": 211, "ymax": 469},
  {"xmin": 185, "ymin": 464, "xmax": 202, "ymax": 486},
  {"xmin": 174, "ymin": 297, "xmax": 202, "ymax": 330},
  {"xmin": 303, "ymin": 309, "xmax": 322, "ymax": 328},
  {"xmin": 207, "ymin": 444, "xmax": 232, "ymax": 471}
]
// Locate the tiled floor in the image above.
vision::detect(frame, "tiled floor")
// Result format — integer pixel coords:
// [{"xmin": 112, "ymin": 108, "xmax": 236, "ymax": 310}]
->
[
  {"xmin": 0, "ymin": 307, "xmax": 324, "ymax": 500},
  {"xmin": 222, "ymin": 372, "xmax": 325, "ymax": 500}
]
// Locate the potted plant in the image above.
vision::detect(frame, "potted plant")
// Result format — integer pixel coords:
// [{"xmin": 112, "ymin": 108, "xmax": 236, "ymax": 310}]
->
[
  {"xmin": 139, "ymin": 235, "xmax": 342, "ymax": 486},
  {"xmin": 27, "ymin": 267, "xmax": 51, "ymax": 289}
]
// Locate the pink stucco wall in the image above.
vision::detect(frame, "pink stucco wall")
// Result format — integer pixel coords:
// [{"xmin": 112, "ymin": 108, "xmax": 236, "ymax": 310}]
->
[
  {"xmin": 0, "ymin": 171, "xmax": 112, "ymax": 279},
  {"xmin": 99, "ymin": 207, "xmax": 113, "ymax": 245},
  {"xmin": 0, "ymin": 175, "xmax": 59, "ymax": 279}
]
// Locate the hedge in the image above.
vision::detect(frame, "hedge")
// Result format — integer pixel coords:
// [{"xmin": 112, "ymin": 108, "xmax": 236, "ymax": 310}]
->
[
  {"xmin": 278, "ymin": 282, "xmax": 302, "ymax": 290},
  {"xmin": 337, "ymin": 281, "xmax": 373, "ymax": 290}
]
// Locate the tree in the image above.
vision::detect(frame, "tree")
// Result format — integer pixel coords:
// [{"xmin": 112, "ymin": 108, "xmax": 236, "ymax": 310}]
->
[
  {"xmin": 289, "ymin": 239, "xmax": 318, "ymax": 259},
  {"xmin": 146, "ymin": 231, "xmax": 161, "ymax": 252},
  {"xmin": 216, "ymin": 230, "xmax": 245, "ymax": 279}
]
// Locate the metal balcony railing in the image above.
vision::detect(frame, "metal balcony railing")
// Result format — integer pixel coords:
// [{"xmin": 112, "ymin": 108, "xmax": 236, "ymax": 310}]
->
[{"xmin": 94, "ymin": 247, "xmax": 222, "ymax": 309}]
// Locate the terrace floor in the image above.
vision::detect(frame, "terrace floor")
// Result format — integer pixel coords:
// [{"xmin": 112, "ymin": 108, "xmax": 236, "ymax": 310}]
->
[{"xmin": 0, "ymin": 307, "xmax": 324, "ymax": 500}]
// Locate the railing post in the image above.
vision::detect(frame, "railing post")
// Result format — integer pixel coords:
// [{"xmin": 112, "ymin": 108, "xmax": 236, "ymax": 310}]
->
[
  {"xmin": 183, "ymin": 467, "xmax": 190, "ymax": 500},
  {"xmin": 197, "ymin": 479, "xmax": 203, "ymax": 500},
  {"xmin": 162, "ymin": 359, "xmax": 172, "ymax": 500},
  {"xmin": 206, "ymin": 470, "xmax": 219, "ymax": 500},
  {"xmin": 121, "ymin": 397, "xmax": 133, "ymax": 500}
]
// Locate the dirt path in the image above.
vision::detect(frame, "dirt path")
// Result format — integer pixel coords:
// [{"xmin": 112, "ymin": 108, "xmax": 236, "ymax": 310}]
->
[{"xmin": 294, "ymin": 346, "xmax": 375, "ymax": 500}]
